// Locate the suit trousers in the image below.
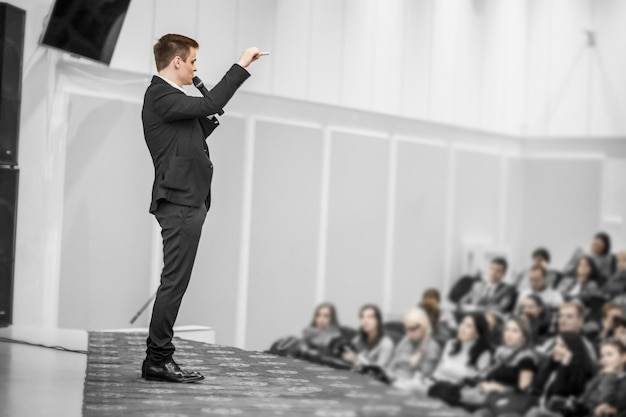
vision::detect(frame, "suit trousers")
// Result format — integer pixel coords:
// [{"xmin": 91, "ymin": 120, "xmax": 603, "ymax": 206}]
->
[{"xmin": 146, "ymin": 200, "xmax": 207, "ymax": 364}]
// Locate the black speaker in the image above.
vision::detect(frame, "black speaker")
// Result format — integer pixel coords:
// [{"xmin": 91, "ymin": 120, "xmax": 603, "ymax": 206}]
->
[
  {"xmin": 0, "ymin": 2, "xmax": 25, "ymax": 166},
  {"xmin": 0, "ymin": 166, "xmax": 18, "ymax": 327}
]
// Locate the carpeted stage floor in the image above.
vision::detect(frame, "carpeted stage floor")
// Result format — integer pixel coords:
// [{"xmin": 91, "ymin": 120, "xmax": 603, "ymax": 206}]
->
[{"xmin": 83, "ymin": 332, "xmax": 464, "ymax": 417}]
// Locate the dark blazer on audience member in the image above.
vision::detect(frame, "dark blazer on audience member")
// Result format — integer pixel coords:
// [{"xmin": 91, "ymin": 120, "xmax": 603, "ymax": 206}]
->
[
  {"xmin": 142, "ymin": 64, "xmax": 250, "ymax": 213},
  {"xmin": 462, "ymin": 280, "xmax": 516, "ymax": 314}
]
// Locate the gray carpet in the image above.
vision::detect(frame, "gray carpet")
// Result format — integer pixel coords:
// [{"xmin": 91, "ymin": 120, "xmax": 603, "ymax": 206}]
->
[{"xmin": 83, "ymin": 331, "xmax": 464, "ymax": 417}]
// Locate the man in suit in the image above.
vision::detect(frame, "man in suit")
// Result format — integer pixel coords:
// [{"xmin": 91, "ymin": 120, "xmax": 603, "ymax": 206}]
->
[
  {"xmin": 141, "ymin": 34, "xmax": 261, "ymax": 383},
  {"xmin": 458, "ymin": 257, "xmax": 516, "ymax": 316}
]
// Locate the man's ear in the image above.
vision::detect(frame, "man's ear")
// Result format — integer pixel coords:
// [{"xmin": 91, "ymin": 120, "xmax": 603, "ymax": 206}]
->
[{"xmin": 173, "ymin": 56, "xmax": 181, "ymax": 69}]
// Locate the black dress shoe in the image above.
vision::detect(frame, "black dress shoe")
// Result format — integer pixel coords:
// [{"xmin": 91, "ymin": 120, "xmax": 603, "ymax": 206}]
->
[{"xmin": 142, "ymin": 359, "xmax": 204, "ymax": 383}]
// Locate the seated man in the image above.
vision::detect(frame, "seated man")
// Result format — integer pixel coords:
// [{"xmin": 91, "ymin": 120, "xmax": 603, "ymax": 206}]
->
[
  {"xmin": 515, "ymin": 265, "xmax": 563, "ymax": 312},
  {"xmin": 516, "ymin": 247, "xmax": 560, "ymax": 290},
  {"xmin": 536, "ymin": 301, "xmax": 597, "ymax": 362},
  {"xmin": 458, "ymin": 257, "xmax": 516, "ymax": 316}
]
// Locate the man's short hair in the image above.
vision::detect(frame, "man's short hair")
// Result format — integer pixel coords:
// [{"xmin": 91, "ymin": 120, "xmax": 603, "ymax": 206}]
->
[
  {"xmin": 491, "ymin": 257, "xmax": 508, "ymax": 274},
  {"xmin": 153, "ymin": 34, "xmax": 199, "ymax": 71},
  {"xmin": 529, "ymin": 264, "xmax": 546, "ymax": 278},
  {"xmin": 560, "ymin": 301, "xmax": 584, "ymax": 318},
  {"xmin": 532, "ymin": 247, "xmax": 551, "ymax": 263}
]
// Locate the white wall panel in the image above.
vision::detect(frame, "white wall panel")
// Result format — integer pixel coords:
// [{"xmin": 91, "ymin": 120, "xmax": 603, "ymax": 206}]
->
[
  {"xmin": 545, "ymin": 0, "xmax": 591, "ymax": 136},
  {"xmin": 453, "ymin": 0, "xmax": 485, "ymax": 130},
  {"xmin": 451, "ymin": 149, "xmax": 502, "ymax": 279},
  {"xmin": 176, "ymin": 117, "xmax": 246, "ymax": 347},
  {"xmin": 400, "ymin": 0, "xmax": 433, "ymax": 120},
  {"xmin": 308, "ymin": 0, "xmax": 345, "ymax": 104},
  {"xmin": 600, "ymin": 158, "xmax": 626, "ymax": 251},
  {"xmin": 340, "ymin": 0, "xmax": 377, "ymax": 110},
  {"xmin": 245, "ymin": 121, "xmax": 323, "ymax": 351},
  {"xmin": 153, "ymin": 0, "xmax": 199, "ymax": 45},
  {"xmin": 235, "ymin": 0, "xmax": 277, "ymax": 94},
  {"xmin": 371, "ymin": 0, "xmax": 404, "ymax": 115},
  {"xmin": 110, "ymin": 0, "xmax": 154, "ymax": 74},
  {"xmin": 272, "ymin": 0, "xmax": 311, "ymax": 100},
  {"xmin": 196, "ymin": 0, "xmax": 240, "ymax": 84},
  {"xmin": 480, "ymin": 0, "xmax": 526, "ymax": 134},
  {"xmin": 389, "ymin": 140, "xmax": 449, "ymax": 315},
  {"xmin": 505, "ymin": 157, "xmax": 526, "ymax": 276},
  {"xmin": 429, "ymin": 0, "xmax": 460, "ymax": 125},
  {"xmin": 520, "ymin": 157, "xmax": 603, "ymax": 269},
  {"xmin": 589, "ymin": 1, "xmax": 626, "ymax": 136},
  {"xmin": 325, "ymin": 131, "xmax": 389, "ymax": 328},
  {"xmin": 58, "ymin": 96, "xmax": 152, "ymax": 329}
]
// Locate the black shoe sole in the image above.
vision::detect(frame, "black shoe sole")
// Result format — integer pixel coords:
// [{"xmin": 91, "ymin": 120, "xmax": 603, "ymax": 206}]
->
[{"xmin": 142, "ymin": 374, "xmax": 205, "ymax": 383}]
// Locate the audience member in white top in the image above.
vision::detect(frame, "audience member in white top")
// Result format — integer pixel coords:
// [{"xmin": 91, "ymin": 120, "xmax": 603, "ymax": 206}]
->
[
  {"xmin": 343, "ymin": 304, "xmax": 394, "ymax": 369},
  {"xmin": 431, "ymin": 312, "xmax": 492, "ymax": 384},
  {"xmin": 515, "ymin": 265, "xmax": 563, "ymax": 313}
]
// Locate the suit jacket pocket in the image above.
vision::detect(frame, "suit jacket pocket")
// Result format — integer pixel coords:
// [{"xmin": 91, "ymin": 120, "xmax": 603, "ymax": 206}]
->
[{"xmin": 162, "ymin": 156, "xmax": 193, "ymax": 191}]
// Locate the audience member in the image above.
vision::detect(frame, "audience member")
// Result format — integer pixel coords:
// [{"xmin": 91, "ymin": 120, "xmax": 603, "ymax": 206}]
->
[
  {"xmin": 301, "ymin": 302, "xmax": 342, "ymax": 352},
  {"xmin": 525, "ymin": 332, "xmax": 595, "ymax": 417},
  {"xmin": 515, "ymin": 265, "xmax": 563, "ymax": 312},
  {"xmin": 563, "ymin": 232, "xmax": 616, "ymax": 282},
  {"xmin": 570, "ymin": 339, "xmax": 624, "ymax": 417},
  {"xmin": 557, "ymin": 255, "xmax": 602, "ymax": 303},
  {"xmin": 430, "ymin": 312, "xmax": 493, "ymax": 385},
  {"xmin": 387, "ymin": 308, "xmax": 442, "ymax": 388},
  {"xmin": 459, "ymin": 258, "xmax": 516, "ymax": 316},
  {"xmin": 596, "ymin": 303, "xmax": 625, "ymax": 347},
  {"xmin": 463, "ymin": 317, "xmax": 537, "ymax": 415},
  {"xmin": 537, "ymin": 302, "xmax": 597, "ymax": 361},
  {"xmin": 516, "ymin": 248, "xmax": 560, "ymax": 290},
  {"xmin": 521, "ymin": 294, "xmax": 552, "ymax": 345},
  {"xmin": 342, "ymin": 304, "xmax": 394, "ymax": 368},
  {"xmin": 419, "ymin": 298, "xmax": 454, "ymax": 347}
]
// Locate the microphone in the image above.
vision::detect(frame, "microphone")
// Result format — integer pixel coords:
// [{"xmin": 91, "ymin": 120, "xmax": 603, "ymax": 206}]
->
[{"xmin": 193, "ymin": 76, "xmax": 224, "ymax": 116}]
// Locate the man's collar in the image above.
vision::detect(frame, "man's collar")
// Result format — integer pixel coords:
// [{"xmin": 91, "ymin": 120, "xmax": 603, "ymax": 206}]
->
[{"xmin": 156, "ymin": 74, "xmax": 186, "ymax": 94}]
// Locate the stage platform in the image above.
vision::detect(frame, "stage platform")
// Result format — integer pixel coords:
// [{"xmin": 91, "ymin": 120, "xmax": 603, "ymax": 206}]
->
[{"xmin": 1, "ymin": 326, "xmax": 463, "ymax": 417}]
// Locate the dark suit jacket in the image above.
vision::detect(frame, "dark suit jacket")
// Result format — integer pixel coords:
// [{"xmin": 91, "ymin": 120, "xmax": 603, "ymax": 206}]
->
[
  {"xmin": 142, "ymin": 64, "xmax": 250, "ymax": 213},
  {"xmin": 461, "ymin": 280, "xmax": 517, "ymax": 315}
]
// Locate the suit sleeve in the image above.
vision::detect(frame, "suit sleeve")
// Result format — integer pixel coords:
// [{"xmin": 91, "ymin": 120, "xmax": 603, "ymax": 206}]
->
[{"xmin": 153, "ymin": 64, "xmax": 250, "ymax": 122}]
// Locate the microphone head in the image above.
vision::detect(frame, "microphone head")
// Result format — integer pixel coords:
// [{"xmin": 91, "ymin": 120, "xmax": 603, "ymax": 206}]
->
[{"xmin": 192, "ymin": 76, "xmax": 203, "ymax": 88}]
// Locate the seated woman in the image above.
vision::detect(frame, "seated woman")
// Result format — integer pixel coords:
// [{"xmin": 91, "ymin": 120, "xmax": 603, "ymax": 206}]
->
[
  {"xmin": 475, "ymin": 316, "xmax": 537, "ymax": 395},
  {"xmin": 268, "ymin": 302, "xmax": 342, "ymax": 359},
  {"xmin": 342, "ymin": 304, "xmax": 394, "ymax": 369},
  {"xmin": 301, "ymin": 302, "xmax": 342, "ymax": 353},
  {"xmin": 460, "ymin": 317, "xmax": 537, "ymax": 415},
  {"xmin": 563, "ymin": 232, "xmax": 616, "ymax": 282},
  {"xmin": 423, "ymin": 313, "xmax": 492, "ymax": 404},
  {"xmin": 521, "ymin": 294, "xmax": 552, "ymax": 345},
  {"xmin": 387, "ymin": 307, "xmax": 442, "ymax": 388},
  {"xmin": 523, "ymin": 332, "xmax": 595, "ymax": 417},
  {"xmin": 557, "ymin": 256, "xmax": 602, "ymax": 303}
]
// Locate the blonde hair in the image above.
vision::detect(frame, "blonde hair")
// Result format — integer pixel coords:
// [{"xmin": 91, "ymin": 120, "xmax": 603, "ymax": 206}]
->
[{"xmin": 404, "ymin": 307, "xmax": 432, "ymax": 337}]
